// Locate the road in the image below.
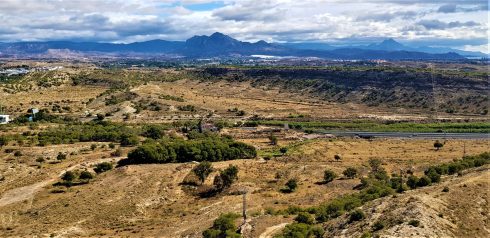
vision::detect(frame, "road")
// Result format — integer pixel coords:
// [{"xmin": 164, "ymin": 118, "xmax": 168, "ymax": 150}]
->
[{"xmin": 324, "ymin": 131, "xmax": 489, "ymax": 139}]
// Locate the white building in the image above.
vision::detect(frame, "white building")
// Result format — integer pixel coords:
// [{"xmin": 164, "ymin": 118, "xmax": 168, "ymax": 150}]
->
[{"xmin": 0, "ymin": 115, "xmax": 10, "ymax": 124}]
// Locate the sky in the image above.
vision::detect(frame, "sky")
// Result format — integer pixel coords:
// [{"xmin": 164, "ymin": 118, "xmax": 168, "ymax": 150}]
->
[{"xmin": 0, "ymin": 0, "xmax": 488, "ymax": 53}]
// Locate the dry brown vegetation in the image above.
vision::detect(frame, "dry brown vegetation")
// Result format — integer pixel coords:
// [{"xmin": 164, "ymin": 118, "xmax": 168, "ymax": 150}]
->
[{"xmin": 0, "ymin": 62, "xmax": 488, "ymax": 237}]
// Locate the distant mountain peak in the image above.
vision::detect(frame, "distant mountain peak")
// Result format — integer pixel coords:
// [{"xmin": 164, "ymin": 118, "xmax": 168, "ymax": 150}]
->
[
  {"xmin": 366, "ymin": 38, "xmax": 407, "ymax": 51},
  {"xmin": 255, "ymin": 40, "xmax": 269, "ymax": 46},
  {"xmin": 210, "ymin": 32, "xmax": 227, "ymax": 38},
  {"xmin": 379, "ymin": 38, "xmax": 403, "ymax": 47}
]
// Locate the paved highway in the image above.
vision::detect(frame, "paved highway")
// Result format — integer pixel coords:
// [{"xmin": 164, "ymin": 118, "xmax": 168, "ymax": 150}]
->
[{"xmin": 324, "ymin": 131, "xmax": 489, "ymax": 139}]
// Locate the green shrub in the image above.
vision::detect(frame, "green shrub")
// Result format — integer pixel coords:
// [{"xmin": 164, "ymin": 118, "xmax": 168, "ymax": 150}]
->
[
  {"xmin": 61, "ymin": 171, "xmax": 76, "ymax": 182},
  {"xmin": 389, "ymin": 176, "xmax": 403, "ymax": 189},
  {"xmin": 416, "ymin": 176, "xmax": 431, "ymax": 187},
  {"xmin": 202, "ymin": 213, "xmax": 240, "ymax": 238},
  {"xmin": 424, "ymin": 168, "xmax": 441, "ymax": 183},
  {"xmin": 275, "ymin": 223, "xmax": 324, "ymax": 238},
  {"xmin": 214, "ymin": 165, "xmax": 239, "ymax": 191},
  {"xmin": 323, "ymin": 169, "xmax": 337, "ymax": 184},
  {"xmin": 343, "ymin": 167, "xmax": 358, "ymax": 179},
  {"xmin": 57, "ymin": 152, "xmax": 67, "ymax": 161},
  {"xmin": 282, "ymin": 178, "xmax": 298, "ymax": 193},
  {"xmin": 192, "ymin": 161, "xmax": 214, "ymax": 183},
  {"xmin": 79, "ymin": 171, "xmax": 94, "ymax": 180},
  {"xmin": 295, "ymin": 212, "xmax": 315, "ymax": 225},
  {"xmin": 120, "ymin": 134, "xmax": 139, "ymax": 146},
  {"xmin": 406, "ymin": 175, "xmax": 419, "ymax": 189},
  {"xmin": 349, "ymin": 209, "xmax": 366, "ymax": 223},
  {"xmin": 442, "ymin": 186, "xmax": 449, "ymax": 192},
  {"xmin": 36, "ymin": 157, "xmax": 46, "ymax": 163},
  {"xmin": 94, "ymin": 162, "xmax": 113, "ymax": 174},
  {"xmin": 434, "ymin": 140, "xmax": 444, "ymax": 150},
  {"xmin": 408, "ymin": 220, "xmax": 420, "ymax": 227},
  {"xmin": 372, "ymin": 221, "xmax": 385, "ymax": 231},
  {"xmin": 142, "ymin": 125, "xmax": 167, "ymax": 139}
]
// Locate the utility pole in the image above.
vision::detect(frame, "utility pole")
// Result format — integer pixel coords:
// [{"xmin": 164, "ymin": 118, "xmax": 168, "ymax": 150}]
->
[{"xmin": 242, "ymin": 192, "xmax": 247, "ymax": 222}]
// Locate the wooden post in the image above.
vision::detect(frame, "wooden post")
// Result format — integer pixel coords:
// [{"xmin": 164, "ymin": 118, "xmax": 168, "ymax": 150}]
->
[{"xmin": 242, "ymin": 192, "xmax": 247, "ymax": 222}]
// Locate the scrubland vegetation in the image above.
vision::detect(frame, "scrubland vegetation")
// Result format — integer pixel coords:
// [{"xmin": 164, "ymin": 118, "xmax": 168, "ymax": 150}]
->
[{"xmin": 0, "ymin": 63, "xmax": 488, "ymax": 237}]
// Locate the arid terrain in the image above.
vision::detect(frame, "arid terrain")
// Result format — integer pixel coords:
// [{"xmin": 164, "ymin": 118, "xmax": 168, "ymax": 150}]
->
[{"xmin": 0, "ymin": 61, "xmax": 489, "ymax": 237}]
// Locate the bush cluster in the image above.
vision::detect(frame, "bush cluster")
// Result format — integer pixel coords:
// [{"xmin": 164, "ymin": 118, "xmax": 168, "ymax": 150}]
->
[
  {"xmin": 278, "ymin": 152, "xmax": 490, "ymax": 236},
  {"xmin": 122, "ymin": 134, "xmax": 256, "ymax": 165},
  {"xmin": 37, "ymin": 121, "xmax": 139, "ymax": 146},
  {"xmin": 202, "ymin": 213, "xmax": 241, "ymax": 238}
]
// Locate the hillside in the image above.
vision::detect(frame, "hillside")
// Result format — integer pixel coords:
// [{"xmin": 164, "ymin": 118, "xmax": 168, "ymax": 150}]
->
[
  {"xmin": 322, "ymin": 166, "xmax": 490, "ymax": 238},
  {"xmin": 193, "ymin": 66, "xmax": 489, "ymax": 116}
]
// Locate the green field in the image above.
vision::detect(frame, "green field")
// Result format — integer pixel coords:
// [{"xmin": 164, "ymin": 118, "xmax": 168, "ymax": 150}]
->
[{"xmin": 251, "ymin": 120, "xmax": 490, "ymax": 133}]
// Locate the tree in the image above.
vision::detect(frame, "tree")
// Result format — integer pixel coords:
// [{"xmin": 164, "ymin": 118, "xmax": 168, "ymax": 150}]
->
[
  {"xmin": 416, "ymin": 175, "xmax": 431, "ymax": 187},
  {"xmin": 343, "ymin": 167, "xmax": 358, "ymax": 179},
  {"xmin": 61, "ymin": 171, "xmax": 76, "ymax": 182},
  {"xmin": 94, "ymin": 162, "xmax": 113, "ymax": 174},
  {"xmin": 334, "ymin": 154, "xmax": 341, "ymax": 162},
  {"xmin": 295, "ymin": 212, "xmax": 315, "ymax": 225},
  {"xmin": 203, "ymin": 213, "xmax": 240, "ymax": 238},
  {"xmin": 214, "ymin": 165, "xmax": 239, "ymax": 191},
  {"xmin": 280, "ymin": 147, "xmax": 288, "ymax": 154},
  {"xmin": 96, "ymin": 113, "xmax": 105, "ymax": 121},
  {"xmin": 79, "ymin": 170, "xmax": 94, "ymax": 180},
  {"xmin": 269, "ymin": 133, "xmax": 278, "ymax": 145},
  {"xmin": 143, "ymin": 125, "xmax": 166, "ymax": 139},
  {"xmin": 91, "ymin": 144, "xmax": 97, "ymax": 151},
  {"xmin": 349, "ymin": 209, "xmax": 366, "ymax": 223},
  {"xmin": 425, "ymin": 168, "xmax": 441, "ymax": 183},
  {"xmin": 406, "ymin": 175, "xmax": 419, "ymax": 189},
  {"xmin": 57, "ymin": 152, "xmax": 67, "ymax": 161},
  {"xmin": 193, "ymin": 161, "xmax": 214, "ymax": 184},
  {"xmin": 434, "ymin": 140, "xmax": 444, "ymax": 151},
  {"xmin": 285, "ymin": 178, "xmax": 298, "ymax": 192},
  {"xmin": 323, "ymin": 169, "xmax": 337, "ymax": 184},
  {"xmin": 120, "ymin": 134, "xmax": 139, "ymax": 147}
]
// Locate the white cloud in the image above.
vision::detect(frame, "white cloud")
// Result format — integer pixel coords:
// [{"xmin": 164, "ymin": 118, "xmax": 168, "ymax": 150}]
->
[{"xmin": 0, "ymin": 0, "xmax": 486, "ymax": 51}]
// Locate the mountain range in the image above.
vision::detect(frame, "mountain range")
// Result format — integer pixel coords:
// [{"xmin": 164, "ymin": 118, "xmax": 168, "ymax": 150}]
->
[{"xmin": 0, "ymin": 32, "xmax": 485, "ymax": 60}]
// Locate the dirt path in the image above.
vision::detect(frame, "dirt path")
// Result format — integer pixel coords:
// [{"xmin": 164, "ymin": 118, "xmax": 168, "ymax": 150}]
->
[
  {"xmin": 258, "ymin": 223, "xmax": 289, "ymax": 238},
  {"xmin": 0, "ymin": 157, "xmax": 124, "ymax": 207},
  {"xmin": 0, "ymin": 180, "xmax": 53, "ymax": 207}
]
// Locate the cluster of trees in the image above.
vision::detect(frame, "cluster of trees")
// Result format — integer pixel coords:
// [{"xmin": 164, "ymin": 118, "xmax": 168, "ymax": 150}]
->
[
  {"xmin": 122, "ymin": 134, "xmax": 256, "ymax": 165},
  {"xmin": 191, "ymin": 162, "xmax": 239, "ymax": 188},
  {"xmin": 56, "ymin": 170, "xmax": 94, "ymax": 187},
  {"xmin": 14, "ymin": 109, "xmax": 71, "ymax": 124},
  {"xmin": 55, "ymin": 162, "xmax": 113, "ymax": 187},
  {"xmin": 37, "ymin": 121, "xmax": 139, "ymax": 146}
]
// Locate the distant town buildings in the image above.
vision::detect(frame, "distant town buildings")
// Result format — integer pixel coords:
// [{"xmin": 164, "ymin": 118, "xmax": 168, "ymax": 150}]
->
[{"xmin": 0, "ymin": 66, "xmax": 63, "ymax": 77}]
